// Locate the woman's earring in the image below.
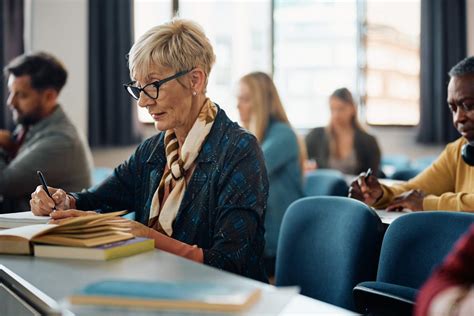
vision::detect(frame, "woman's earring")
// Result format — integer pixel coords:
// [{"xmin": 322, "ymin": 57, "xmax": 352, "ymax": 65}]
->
[{"xmin": 192, "ymin": 91, "xmax": 197, "ymax": 96}]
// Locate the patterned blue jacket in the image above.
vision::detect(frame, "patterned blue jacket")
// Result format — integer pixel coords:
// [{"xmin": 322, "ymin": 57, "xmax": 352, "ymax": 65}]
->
[{"xmin": 73, "ymin": 107, "xmax": 269, "ymax": 282}]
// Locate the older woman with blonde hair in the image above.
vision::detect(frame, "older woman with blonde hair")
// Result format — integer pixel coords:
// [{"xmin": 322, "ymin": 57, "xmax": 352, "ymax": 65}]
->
[
  {"xmin": 237, "ymin": 71, "xmax": 304, "ymax": 276},
  {"xmin": 30, "ymin": 19, "xmax": 269, "ymax": 282}
]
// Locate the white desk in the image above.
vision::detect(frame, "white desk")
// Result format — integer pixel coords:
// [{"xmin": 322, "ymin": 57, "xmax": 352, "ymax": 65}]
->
[
  {"xmin": 0, "ymin": 250, "xmax": 354, "ymax": 315},
  {"xmin": 375, "ymin": 210, "xmax": 410, "ymax": 225},
  {"xmin": 343, "ymin": 175, "xmax": 409, "ymax": 225}
]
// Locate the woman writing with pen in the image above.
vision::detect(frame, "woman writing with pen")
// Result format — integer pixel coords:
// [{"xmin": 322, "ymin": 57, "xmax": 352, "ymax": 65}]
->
[{"xmin": 29, "ymin": 19, "xmax": 269, "ymax": 282}]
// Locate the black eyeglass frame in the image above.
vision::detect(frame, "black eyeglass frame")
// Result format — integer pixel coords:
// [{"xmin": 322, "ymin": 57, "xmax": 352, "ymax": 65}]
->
[{"xmin": 123, "ymin": 69, "xmax": 193, "ymax": 100}]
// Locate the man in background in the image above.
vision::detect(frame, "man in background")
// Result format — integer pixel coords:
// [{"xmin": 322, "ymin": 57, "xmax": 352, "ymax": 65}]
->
[
  {"xmin": 0, "ymin": 52, "xmax": 92, "ymax": 213},
  {"xmin": 349, "ymin": 56, "xmax": 474, "ymax": 212}
]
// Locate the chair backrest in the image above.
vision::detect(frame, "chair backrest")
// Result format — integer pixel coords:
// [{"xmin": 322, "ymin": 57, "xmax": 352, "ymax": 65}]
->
[
  {"xmin": 390, "ymin": 167, "xmax": 423, "ymax": 181},
  {"xmin": 411, "ymin": 155, "xmax": 438, "ymax": 170},
  {"xmin": 381, "ymin": 155, "xmax": 411, "ymax": 178},
  {"xmin": 376, "ymin": 212, "xmax": 474, "ymax": 289},
  {"xmin": 304, "ymin": 169, "xmax": 349, "ymax": 197},
  {"xmin": 92, "ymin": 167, "xmax": 114, "ymax": 186},
  {"xmin": 275, "ymin": 196, "xmax": 384, "ymax": 310}
]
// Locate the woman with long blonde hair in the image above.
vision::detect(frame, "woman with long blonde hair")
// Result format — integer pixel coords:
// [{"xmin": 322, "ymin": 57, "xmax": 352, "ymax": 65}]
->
[
  {"xmin": 305, "ymin": 87, "xmax": 381, "ymax": 175},
  {"xmin": 237, "ymin": 71, "xmax": 304, "ymax": 276}
]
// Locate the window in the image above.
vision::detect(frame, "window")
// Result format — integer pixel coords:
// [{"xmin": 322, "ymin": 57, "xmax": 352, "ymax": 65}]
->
[
  {"xmin": 134, "ymin": 0, "xmax": 173, "ymax": 123},
  {"xmin": 179, "ymin": 0, "xmax": 272, "ymax": 121},
  {"xmin": 364, "ymin": 0, "xmax": 420, "ymax": 125},
  {"xmin": 134, "ymin": 0, "xmax": 421, "ymax": 127},
  {"xmin": 273, "ymin": 0, "xmax": 359, "ymax": 129}
]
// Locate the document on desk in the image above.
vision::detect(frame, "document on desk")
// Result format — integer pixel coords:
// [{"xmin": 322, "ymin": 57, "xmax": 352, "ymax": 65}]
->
[
  {"xmin": 0, "ymin": 211, "xmax": 50, "ymax": 228},
  {"xmin": 375, "ymin": 209, "xmax": 411, "ymax": 225}
]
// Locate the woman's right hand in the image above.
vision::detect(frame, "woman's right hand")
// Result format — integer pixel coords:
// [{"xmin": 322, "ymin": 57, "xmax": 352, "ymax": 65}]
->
[
  {"xmin": 348, "ymin": 172, "xmax": 383, "ymax": 206},
  {"xmin": 30, "ymin": 185, "xmax": 76, "ymax": 216}
]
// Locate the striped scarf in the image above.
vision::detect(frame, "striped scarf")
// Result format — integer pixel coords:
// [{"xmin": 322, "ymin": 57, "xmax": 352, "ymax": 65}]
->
[{"xmin": 149, "ymin": 99, "xmax": 217, "ymax": 236}]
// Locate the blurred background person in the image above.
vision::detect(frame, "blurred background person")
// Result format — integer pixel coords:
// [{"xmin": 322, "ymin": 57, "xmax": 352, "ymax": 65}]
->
[
  {"xmin": 348, "ymin": 56, "xmax": 474, "ymax": 212},
  {"xmin": 0, "ymin": 52, "xmax": 92, "ymax": 213},
  {"xmin": 238, "ymin": 71, "xmax": 304, "ymax": 277},
  {"xmin": 415, "ymin": 224, "xmax": 474, "ymax": 316},
  {"xmin": 305, "ymin": 87, "xmax": 381, "ymax": 176}
]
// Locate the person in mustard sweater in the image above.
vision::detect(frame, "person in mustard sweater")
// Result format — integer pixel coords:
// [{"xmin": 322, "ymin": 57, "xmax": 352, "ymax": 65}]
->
[{"xmin": 349, "ymin": 56, "xmax": 474, "ymax": 212}]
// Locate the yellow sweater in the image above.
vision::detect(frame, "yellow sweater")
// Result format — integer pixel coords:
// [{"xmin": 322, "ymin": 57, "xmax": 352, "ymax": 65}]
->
[{"xmin": 374, "ymin": 137, "xmax": 474, "ymax": 211}]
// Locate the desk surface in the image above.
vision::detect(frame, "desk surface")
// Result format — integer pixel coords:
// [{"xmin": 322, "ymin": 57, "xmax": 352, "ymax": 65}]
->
[
  {"xmin": 375, "ymin": 210, "xmax": 410, "ymax": 225},
  {"xmin": 0, "ymin": 250, "xmax": 354, "ymax": 315}
]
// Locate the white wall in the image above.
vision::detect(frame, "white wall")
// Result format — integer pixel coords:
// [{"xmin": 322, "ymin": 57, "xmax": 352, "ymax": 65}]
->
[
  {"xmin": 26, "ymin": 0, "xmax": 88, "ymax": 137},
  {"xmin": 468, "ymin": 0, "xmax": 474, "ymax": 55}
]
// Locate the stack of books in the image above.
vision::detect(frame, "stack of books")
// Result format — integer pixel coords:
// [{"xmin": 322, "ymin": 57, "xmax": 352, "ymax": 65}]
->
[{"xmin": 0, "ymin": 211, "xmax": 154, "ymax": 260}]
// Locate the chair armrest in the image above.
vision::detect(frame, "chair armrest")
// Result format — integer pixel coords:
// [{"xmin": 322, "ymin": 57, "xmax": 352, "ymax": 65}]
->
[{"xmin": 353, "ymin": 281, "xmax": 417, "ymax": 315}]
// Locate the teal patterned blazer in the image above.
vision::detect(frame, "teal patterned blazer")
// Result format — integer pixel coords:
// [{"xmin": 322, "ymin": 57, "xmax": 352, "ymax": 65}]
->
[{"xmin": 73, "ymin": 106, "xmax": 269, "ymax": 282}]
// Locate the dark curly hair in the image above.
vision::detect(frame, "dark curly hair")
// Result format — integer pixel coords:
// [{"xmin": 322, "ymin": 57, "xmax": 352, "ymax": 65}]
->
[{"xmin": 448, "ymin": 56, "xmax": 474, "ymax": 77}]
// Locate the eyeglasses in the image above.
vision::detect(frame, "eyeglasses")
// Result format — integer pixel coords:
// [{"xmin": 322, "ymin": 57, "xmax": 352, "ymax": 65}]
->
[
  {"xmin": 123, "ymin": 69, "xmax": 193, "ymax": 100},
  {"xmin": 448, "ymin": 101, "xmax": 474, "ymax": 114}
]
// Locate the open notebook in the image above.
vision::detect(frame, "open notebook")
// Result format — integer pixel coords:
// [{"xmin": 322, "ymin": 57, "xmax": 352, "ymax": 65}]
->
[{"xmin": 0, "ymin": 212, "xmax": 50, "ymax": 229}]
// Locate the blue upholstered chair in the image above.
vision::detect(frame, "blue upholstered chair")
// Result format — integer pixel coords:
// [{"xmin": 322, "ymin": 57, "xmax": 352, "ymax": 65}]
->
[
  {"xmin": 303, "ymin": 169, "xmax": 349, "ymax": 197},
  {"xmin": 411, "ymin": 155, "xmax": 437, "ymax": 170},
  {"xmin": 92, "ymin": 167, "xmax": 113, "ymax": 186},
  {"xmin": 390, "ymin": 167, "xmax": 423, "ymax": 181},
  {"xmin": 353, "ymin": 211, "xmax": 474, "ymax": 315},
  {"xmin": 275, "ymin": 196, "xmax": 384, "ymax": 311},
  {"xmin": 381, "ymin": 155, "xmax": 411, "ymax": 178},
  {"xmin": 92, "ymin": 167, "xmax": 135, "ymax": 220}
]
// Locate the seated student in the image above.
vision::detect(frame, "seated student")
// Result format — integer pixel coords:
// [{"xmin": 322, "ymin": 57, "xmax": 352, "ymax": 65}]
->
[
  {"xmin": 349, "ymin": 56, "xmax": 474, "ymax": 212},
  {"xmin": 305, "ymin": 88, "xmax": 381, "ymax": 175},
  {"xmin": 30, "ymin": 19, "xmax": 269, "ymax": 282},
  {"xmin": 0, "ymin": 52, "xmax": 92, "ymax": 213},
  {"xmin": 237, "ymin": 71, "xmax": 304, "ymax": 276},
  {"xmin": 415, "ymin": 224, "xmax": 474, "ymax": 316}
]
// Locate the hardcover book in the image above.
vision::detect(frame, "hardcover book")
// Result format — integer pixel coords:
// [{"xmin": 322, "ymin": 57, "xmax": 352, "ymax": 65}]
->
[
  {"xmin": 34, "ymin": 237, "xmax": 154, "ymax": 260},
  {"xmin": 0, "ymin": 211, "xmax": 133, "ymax": 255},
  {"xmin": 70, "ymin": 279, "xmax": 261, "ymax": 312}
]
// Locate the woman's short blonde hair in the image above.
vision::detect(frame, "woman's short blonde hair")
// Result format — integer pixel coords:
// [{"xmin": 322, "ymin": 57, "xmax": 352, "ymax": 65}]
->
[{"xmin": 128, "ymin": 19, "xmax": 216, "ymax": 87}]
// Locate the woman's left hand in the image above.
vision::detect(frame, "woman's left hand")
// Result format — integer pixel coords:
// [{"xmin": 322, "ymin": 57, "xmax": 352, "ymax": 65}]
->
[
  {"xmin": 123, "ymin": 219, "xmax": 153, "ymax": 238},
  {"xmin": 49, "ymin": 209, "xmax": 98, "ymax": 223}
]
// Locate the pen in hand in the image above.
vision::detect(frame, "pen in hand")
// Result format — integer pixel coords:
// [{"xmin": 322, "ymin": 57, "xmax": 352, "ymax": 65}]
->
[
  {"xmin": 365, "ymin": 168, "xmax": 372, "ymax": 180},
  {"xmin": 37, "ymin": 171, "xmax": 56, "ymax": 211},
  {"xmin": 357, "ymin": 167, "xmax": 373, "ymax": 188}
]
